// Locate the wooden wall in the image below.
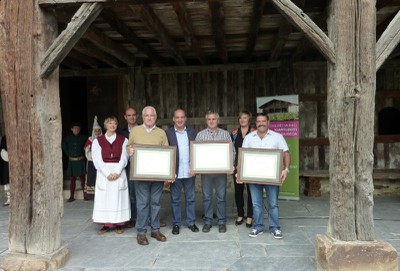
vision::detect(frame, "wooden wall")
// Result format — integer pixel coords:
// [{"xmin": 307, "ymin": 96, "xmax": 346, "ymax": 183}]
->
[{"xmin": 119, "ymin": 61, "xmax": 400, "ymax": 172}]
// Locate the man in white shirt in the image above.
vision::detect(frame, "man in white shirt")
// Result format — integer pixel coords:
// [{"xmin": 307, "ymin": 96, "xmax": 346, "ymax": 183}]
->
[{"xmin": 242, "ymin": 113, "xmax": 290, "ymax": 239}]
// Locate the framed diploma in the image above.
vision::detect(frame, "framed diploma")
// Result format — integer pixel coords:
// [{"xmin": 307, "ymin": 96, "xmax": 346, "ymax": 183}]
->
[
  {"xmin": 237, "ymin": 148, "xmax": 283, "ymax": 185},
  {"xmin": 130, "ymin": 145, "xmax": 176, "ymax": 181},
  {"xmin": 190, "ymin": 141, "xmax": 234, "ymax": 174}
]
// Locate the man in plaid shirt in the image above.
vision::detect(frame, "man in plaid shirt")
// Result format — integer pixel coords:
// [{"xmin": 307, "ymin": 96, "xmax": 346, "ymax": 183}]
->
[{"xmin": 195, "ymin": 111, "xmax": 234, "ymax": 234}]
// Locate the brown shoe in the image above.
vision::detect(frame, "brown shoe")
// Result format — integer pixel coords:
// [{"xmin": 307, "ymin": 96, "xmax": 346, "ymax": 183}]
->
[
  {"xmin": 160, "ymin": 220, "xmax": 167, "ymax": 227},
  {"xmin": 137, "ymin": 235, "xmax": 149, "ymax": 245},
  {"xmin": 126, "ymin": 219, "xmax": 136, "ymax": 228},
  {"xmin": 151, "ymin": 231, "xmax": 167, "ymax": 242},
  {"xmin": 67, "ymin": 197, "xmax": 75, "ymax": 202},
  {"xmin": 116, "ymin": 226, "xmax": 124, "ymax": 234},
  {"xmin": 98, "ymin": 226, "xmax": 110, "ymax": 235}
]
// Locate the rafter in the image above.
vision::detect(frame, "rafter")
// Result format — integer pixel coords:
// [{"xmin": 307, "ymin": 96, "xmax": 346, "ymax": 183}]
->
[
  {"xmin": 39, "ymin": 0, "xmax": 207, "ymax": 7},
  {"xmin": 134, "ymin": 4, "xmax": 186, "ymax": 65},
  {"xmin": 271, "ymin": 0, "xmax": 335, "ymax": 64},
  {"xmin": 171, "ymin": 1, "xmax": 207, "ymax": 65},
  {"xmin": 40, "ymin": 3, "xmax": 103, "ymax": 78},
  {"xmin": 74, "ymin": 39, "xmax": 123, "ymax": 68},
  {"xmin": 244, "ymin": 0, "xmax": 267, "ymax": 62},
  {"xmin": 208, "ymin": 0, "xmax": 227, "ymax": 64},
  {"xmin": 376, "ymin": 10, "xmax": 400, "ymax": 70},
  {"xmin": 101, "ymin": 8, "xmax": 166, "ymax": 66},
  {"xmin": 83, "ymin": 27, "xmax": 135, "ymax": 66}
]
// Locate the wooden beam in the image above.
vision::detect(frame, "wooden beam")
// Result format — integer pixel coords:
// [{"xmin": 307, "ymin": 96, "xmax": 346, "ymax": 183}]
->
[
  {"xmin": 171, "ymin": 1, "xmax": 207, "ymax": 65},
  {"xmin": 244, "ymin": 0, "xmax": 268, "ymax": 62},
  {"xmin": 142, "ymin": 61, "xmax": 280, "ymax": 74},
  {"xmin": 269, "ymin": 20, "xmax": 292, "ymax": 60},
  {"xmin": 83, "ymin": 27, "xmax": 135, "ymax": 66},
  {"xmin": 101, "ymin": 8, "xmax": 166, "ymax": 66},
  {"xmin": 60, "ymin": 67, "xmax": 131, "ymax": 77},
  {"xmin": 208, "ymin": 0, "xmax": 227, "ymax": 64},
  {"xmin": 40, "ymin": 3, "xmax": 103, "ymax": 78},
  {"xmin": 74, "ymin": 39, "xmax": 123, "ymax": 68},
  {"xmin": 271, "ymin": 0, "xmax": 335, "ymax": 64},
  {"xmin": 134, "ymin": 4, "xmax": 186, "ymax": 65},
  {"xmin": 292, "ymin": 7, "xmax": 327, "ymax": 61},
  {"xmin": 376, "ymin": 10, "xmax": 400, "ymax": 70},
  {"xmin": 39, "ymin": 0, "xmax": 206, "ymax": 7},
  {"xmin": 60, "ymin": 61, "xmax": 280, "ymax": 76}
]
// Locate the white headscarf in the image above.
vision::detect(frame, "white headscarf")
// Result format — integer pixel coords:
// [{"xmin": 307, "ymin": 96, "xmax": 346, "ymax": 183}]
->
[{"xmin": 90, "ymin": 116, "xmax": 102, "ymax": 141}]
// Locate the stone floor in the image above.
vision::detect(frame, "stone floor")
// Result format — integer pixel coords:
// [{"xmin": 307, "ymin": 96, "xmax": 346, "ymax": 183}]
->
[{"xmin": 0, "ymin": 190, "xmax": 399, "ymax": 270}]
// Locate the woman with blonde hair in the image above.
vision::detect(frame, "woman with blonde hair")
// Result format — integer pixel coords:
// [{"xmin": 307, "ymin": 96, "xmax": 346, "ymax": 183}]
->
[{"xmin": 91, "ymin": 117, "xmax": 130, "ymax": 234}]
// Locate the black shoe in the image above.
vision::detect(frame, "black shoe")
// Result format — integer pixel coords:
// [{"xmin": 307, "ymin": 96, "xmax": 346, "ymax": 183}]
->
[
  {"xmin": 202, "ymin": 224, "xmax": 212, "ymax": 233},
  {"xmin": 219, "ymin": 224, "xmax": 226, "ymax": 233},
  {"xmin": 188, "ymin": 224, "xmax": 199, "ymax": 232},
  {"xmin": 235, "ymin": 218, "xmax": 243, "ymax": 226},
  {"xmin": 246, "ymin": 217, "xmax": 253, "ymax": 228},
  {"xmin": 172, "ymin": 225, "xmax": 180, "ymax": 235}
]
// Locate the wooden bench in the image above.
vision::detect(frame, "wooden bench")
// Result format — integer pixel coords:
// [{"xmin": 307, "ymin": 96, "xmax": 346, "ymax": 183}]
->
[{"xmin": 300, "ymin": 169, "xmax": 400, "ymax": 197}]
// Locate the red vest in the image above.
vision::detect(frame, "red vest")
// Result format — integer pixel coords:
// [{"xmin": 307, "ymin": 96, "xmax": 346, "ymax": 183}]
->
[{"xmin": 97, "ymin": 134, "xmax": 125, "ymax": 163}]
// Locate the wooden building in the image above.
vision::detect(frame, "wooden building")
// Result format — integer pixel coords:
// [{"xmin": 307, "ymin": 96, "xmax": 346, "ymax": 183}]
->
[{"xmin": 0, "ymin": 0, "xmax": 399, "ymax": 270}]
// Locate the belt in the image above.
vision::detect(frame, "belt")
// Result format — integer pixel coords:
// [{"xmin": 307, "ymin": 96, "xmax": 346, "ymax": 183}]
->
[{"xmin": 69, "ymin": 156, "xmax": 83, "ymax": 161}]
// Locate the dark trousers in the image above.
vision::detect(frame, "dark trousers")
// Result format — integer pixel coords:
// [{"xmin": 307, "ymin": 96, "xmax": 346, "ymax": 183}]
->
[{"xmin": 233, "ymin": 174, "xmax": 253, "ymax": 218}]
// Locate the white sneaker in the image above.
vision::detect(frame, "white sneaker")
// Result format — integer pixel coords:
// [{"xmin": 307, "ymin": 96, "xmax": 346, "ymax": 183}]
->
[
  {"xmin": 271, "ymin": 229, "xmax": 283, "ymax": 239},
  {"xmin": 249, "ymin": 229, "xmax": 263, "ymax": 238}
]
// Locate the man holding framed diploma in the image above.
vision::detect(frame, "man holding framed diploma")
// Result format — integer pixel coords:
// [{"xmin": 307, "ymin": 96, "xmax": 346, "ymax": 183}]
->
[
  {"xmin": 194, "ymin": 111, "xmax": 234, "ymax": 234},
  {"xmin": 128, "ymin": 106, "xmax": 169, "ymax": 246},
  {"xmin": 241, "ymin": 113, "xmax": 290, "ymax": 239}
]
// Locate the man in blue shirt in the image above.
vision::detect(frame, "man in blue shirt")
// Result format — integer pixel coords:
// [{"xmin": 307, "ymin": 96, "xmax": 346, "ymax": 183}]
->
[{"xmin": 166, "ymin": 109, "xmax": 199, "ymax": 234}]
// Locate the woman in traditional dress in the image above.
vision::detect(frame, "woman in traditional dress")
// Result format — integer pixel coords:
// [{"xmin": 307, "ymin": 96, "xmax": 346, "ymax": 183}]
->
[
  {"xmin": 84, "ymin": 116, "xmax": 102, "ymax": 200},
  {"xmin": 91, "ymin": 117, "xmax": 130, "ymax": 234}
]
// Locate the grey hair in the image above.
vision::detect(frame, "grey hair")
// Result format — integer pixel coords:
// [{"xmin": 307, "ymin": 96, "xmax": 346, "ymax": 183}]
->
[
  {"xmin": 205, "ymin": 110, "xmax": 220, "ymax": 119},
  {"xmin": 142, "ymin": 106, "xmax": 157, "ymax": 117}
]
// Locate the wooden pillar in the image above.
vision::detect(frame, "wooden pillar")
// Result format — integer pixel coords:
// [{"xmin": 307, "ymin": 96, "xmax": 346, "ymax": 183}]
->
[
  {"xmin": 316, "ymin": 0, "xmax": 398, "ymax": 269},
  {"xmin": 326, "ymin": 0, "xmax": 375, "ymax": 242},
  {"xmin": 0, "ymin": 1, "xmax": 67, "ymax": 269}
]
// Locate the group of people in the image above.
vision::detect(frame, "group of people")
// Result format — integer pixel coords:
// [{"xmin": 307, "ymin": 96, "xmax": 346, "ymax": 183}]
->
[{"xmin": 62, "ymin": 106, "xmax": 291, "ymax": 245}]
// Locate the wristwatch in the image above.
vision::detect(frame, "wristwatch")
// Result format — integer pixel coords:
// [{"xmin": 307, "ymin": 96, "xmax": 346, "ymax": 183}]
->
[{"xmin": 284, "ymin": 168, "xmax": 290, "ymax": 174}]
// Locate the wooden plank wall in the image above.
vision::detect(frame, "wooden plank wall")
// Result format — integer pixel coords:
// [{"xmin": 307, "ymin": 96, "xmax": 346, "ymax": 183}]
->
[{"xmin": 138, "ymin": 64, "xmax": 290, "ymax": 132}]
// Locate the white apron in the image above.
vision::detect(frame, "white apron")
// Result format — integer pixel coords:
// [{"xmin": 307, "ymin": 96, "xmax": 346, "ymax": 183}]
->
[{"xmin": 92, "ymin": 163, "xmax": 130, "ymax": 223}]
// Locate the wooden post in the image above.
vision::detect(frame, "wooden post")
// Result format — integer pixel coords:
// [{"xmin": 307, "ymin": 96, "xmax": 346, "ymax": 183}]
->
[
  {"xmin": 326, "ymin": 0, "xmax": 375, "ymax": 242},
  {"xmin": 316, "ymin": 1, "xmax": 398, "ymax": 269},
  {"xmin": 0, "ymin": 1, "xmax": 67, "ymax": 269}
]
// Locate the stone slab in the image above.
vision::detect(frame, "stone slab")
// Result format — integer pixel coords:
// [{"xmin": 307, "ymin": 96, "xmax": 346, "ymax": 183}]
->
[
  {"xmin": 315, "ymin": 234, "xmax": 398, "ymax": 271},
  {"xmin": 0, "ymin": 246, "xmax": 69, "ymax": 271}
]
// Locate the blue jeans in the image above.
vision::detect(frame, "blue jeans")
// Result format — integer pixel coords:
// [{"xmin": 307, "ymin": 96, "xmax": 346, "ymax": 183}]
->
[
  {"xmin": 170, "ymin": 177, "xmax": 196, "ymax": 226},
  {"xmin": 135, "ymin": 181, "xmax": 164, "ymax": 235},
  {"xmin": 248, "ymin": 184, "xmax": 280, "ymax": 232},
  {"xmin": 128, "ymin": 180, "xmax": 137, "ymax": 220},
  {"xmin": 201, "ymin": 174, "xmax": 227, "ymax": 225}
]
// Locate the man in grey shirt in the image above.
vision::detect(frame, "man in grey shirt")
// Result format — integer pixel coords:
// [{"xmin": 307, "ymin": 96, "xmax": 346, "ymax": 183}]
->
[{"xmin": 195, "ymin": 111, "xmax": 233, "ymax": 233}]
